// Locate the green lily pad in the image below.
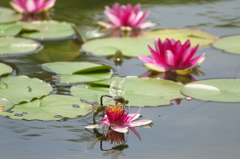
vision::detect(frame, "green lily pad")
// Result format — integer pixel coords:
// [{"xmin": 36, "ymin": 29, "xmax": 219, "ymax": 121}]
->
[
  {"xmin": 0, "ymin": 7, "xmax": 22, "ymax": 24},
  {"xmin": 0, "ymin": 37, "xmax": 41, "ymax": 55},
  {"xmin": 0, "ymin": 76, "xmax": 53, "ymax": 104},
  {"xmin": 71, "ymin": 76, "xmax": 186, "ymax": 107},
  {"xmin": 212, "ymin": 35, "xmax": 240, "ymax": 54},
  {"xmin": 137, "ymin": 29, "xmax": 218, "ymax": 47},
  {"xmin": 32, "ymin": 40, "xmax": 81, "ymax": 62},
  {"xmin": 181, "ymin": 79, "xmax": 240, "ymax": 102},
  {"xmin": 81, "ymin": 37, "xmax": 155, "ymax": 56},
  {"xmin": 0, "ymin": 95, "xmax": 92, "ymax": 121},
  {"xmin": 18, "ymin": 21, "xmax": 75, "ymax": 40},
  {"xmin": 42, "ymin": 62, "xmax": 113, "ymax": 84},
  {"xmin": 0, "ymin": 98, "xmax": 15, "ymax": 112},
  {"xmin": 0, "ymin": 23, "xmax": 22, "ymax": 36},
  {"xmin": 0, "ymin": 62, "xmax": 13, "ymax": 76}
]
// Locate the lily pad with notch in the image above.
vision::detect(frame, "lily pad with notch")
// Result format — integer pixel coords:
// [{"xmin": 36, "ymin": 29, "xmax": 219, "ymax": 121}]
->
[
  {"xmin": 0, "ymin": 7, "xmax": 22, "ymax": 24},
  {"xmin": 0, "ymin": 95, "xmax": 92, "ymax": 121},
  {"xmin": 181, "ymin": 78, "xmax": 240, "ymax": 102},
  {"xmin": 70, "ymin": 76, "xmax": 186, "ymax": 107},
  {"xmin": 42, "ymin": 62, "xmax": 113, "ymax": 84},
  {"xmin": 18, "ymin": 21, "xmax": 75, "ymax": 41},
  {"xmin": 81, "ymin": 37, "xmax": 155, "ymax": 56},
  {"xmin": 0, "ymin": 76, "xmax": 53, "ymax": 104}
]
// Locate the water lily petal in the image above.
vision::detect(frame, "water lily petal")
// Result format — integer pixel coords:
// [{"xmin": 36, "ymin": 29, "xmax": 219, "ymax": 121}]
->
[
  {"xmin": 85, "ymin": 124, "xmax": 100, "ymax": 129},
  {"xmin": 111, "ymin": 126, "xmax": 128, "ymax": 133},
  {"xmin": 144, "ymin": 63, "xmax": 168, "ymax": 72},
  {"xmin": 138, "ymin": 55, "xmax": 155, "ymax": 63},
  {"xmin": 10, "ymin": 1, "xmax": 24, "ymax": 13},
  {"xmin": 127, "ymin": 119, "xmax": 152, "ymax": 128}
]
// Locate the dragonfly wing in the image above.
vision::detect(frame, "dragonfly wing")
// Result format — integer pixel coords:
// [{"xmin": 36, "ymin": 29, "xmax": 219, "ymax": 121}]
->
[
  {"xmin": 109, "ymin": 80, "xmax": 118, "ymax": 96},
  {"xmin": 118, "ymin": 78, "xmax": 127, "ymax": 96}
]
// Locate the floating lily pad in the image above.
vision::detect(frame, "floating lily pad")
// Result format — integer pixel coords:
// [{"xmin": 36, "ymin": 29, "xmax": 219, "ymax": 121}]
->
[
  {"xmin": 18, "ymin": 21, "xmax": 75, "ymax": 40},
  {"xmin": 81, "ymin": 37, "xmax": 155, "ymax": 56},
  {"xmin": 0, "ymin": 7, "xmax": 22, "ymax": 24},
  {"xmin": 0, "ymin": 98, "xmax": 15, "ymax": 112},
  {"xmin": 0, "ymin": 63, "xmax": 13, "ymax": 76},
  {"xmin": 212, "ymin": 35, "xmax": 240, "ymax": 54},
  {"xmin": 0, "ymin": 95, "xmax": 92, "ymax": 121},
  {"xmin": 0, "ymin": 23, "xmax": 22, "ymax": 36},
  {"xmin": 32, "ymin": 40, "xmax": 81, "ymax": 62},
  {"xmin": 42, "ymin": 62, "xmax": 113, "ymax": 84},
  {"xmin": 0, "ymin": 37, "xmax": 41, "ymax": 55},
  {"xmin": 0, "ymin": 76, "xmax": 53, "ymax": 104},
  {"xmin": 137, "ymin": 29, "xmax": 218, "ymax": 47},
  {"xmin": 71, "ymin": 76, "xmax": 186, "ymax": 107},
  {"xmin": 181, "ymin": 79, "xmax": 240, "ymax": 102}
]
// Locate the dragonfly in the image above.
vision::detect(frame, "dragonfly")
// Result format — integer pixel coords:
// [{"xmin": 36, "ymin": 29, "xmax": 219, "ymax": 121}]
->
[{"xmin": 92, "ymin": 78, "xmax": 129, "ymax": 123}]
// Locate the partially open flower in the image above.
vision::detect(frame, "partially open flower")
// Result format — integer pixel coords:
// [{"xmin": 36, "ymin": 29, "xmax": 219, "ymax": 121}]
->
[
  {"xmin": 98, "ymin": 2, "xmax": 155, "ymax": 30},
  {"xmin": 85, "ymin": 104, "xmax": 152, "ymax": 133},
  {"xmin": 138, "ymin": 38, "xmax": 205, "ymax": 74},
  {"xmin": 10, "ymin": 0, "xmax": 56, "ymax": 14}
]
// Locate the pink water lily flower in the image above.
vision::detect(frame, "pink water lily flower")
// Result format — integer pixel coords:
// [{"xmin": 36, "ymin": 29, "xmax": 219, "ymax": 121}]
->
[
  {"xmin": 138, "ymin": 38, "xmax": 205, "ymax": 73},
  {"xmin": 98, "ymin": 2, "xmax": 155, "ymax": 30},
  {"xmin": 85, "ymin": 105, "xmax": 152, "ymax": 133},
  {"xmin": 10, "ymin": 0, "xmax": 56, "ymax": 14}
]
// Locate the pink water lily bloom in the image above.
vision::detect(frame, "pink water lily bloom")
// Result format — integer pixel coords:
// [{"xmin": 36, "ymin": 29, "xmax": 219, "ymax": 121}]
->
[
  {"xmin": 10, "ymin": 0, "xmax": 56, "ymax": 14},
  {"xmin": 85, "ymin": 105, "xmax": 152, "ymax": 133},
  {"xmin": 138, "ymin": 38, "xmax": 205, "ymax": 73},
  {"xmin": 98, "ymin": 2, "xmax": 155, "ymax": 30}
]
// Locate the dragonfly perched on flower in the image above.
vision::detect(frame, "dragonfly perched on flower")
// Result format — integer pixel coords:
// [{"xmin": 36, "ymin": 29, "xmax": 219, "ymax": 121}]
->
[{"xmin": 93, "ymin": 78, "xmax": 129, "ymax": 123}]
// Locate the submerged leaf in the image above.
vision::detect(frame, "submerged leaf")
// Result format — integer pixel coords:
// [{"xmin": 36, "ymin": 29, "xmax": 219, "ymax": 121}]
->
[
  {"xmin": 0, "ymin": 95, "xmax": 92, "ymax": 121},
  {"xmin": 181, "ymin": 79, "xmax": 240, "ymax": 102},
  {"xmin": 71, "ymin": 76, "xmax": 186, "ymax": 107},
  {"xmin": 137, "ymin": 29, "xmax": 218, "ymax": 47}
]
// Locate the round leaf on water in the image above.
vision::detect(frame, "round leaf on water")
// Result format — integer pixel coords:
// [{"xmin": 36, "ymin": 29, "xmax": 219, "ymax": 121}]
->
[
  {"xmin": 0, "ymin": 7, "xmax": 22, "ymax": 24},
  {"xmin": 19, "ymin": 21, "xmax": 75, "ymax": 40},
  {"xmin": 0, "ymin": 76, "xmax": 53, "ymax": 104},
  {"xmin": 71, "ymin": 76, "xmax": 186, "ymax": 107},
  {"xmin": 0, "ymin": 37, "xmax": 41, "ymax": 55},
  {"xmin": 81, "ymin": 37, "xmax": 155, "ymax": 56},
  {"xmin": 0, "ymin": 23, "xmax": 22, "ymax": 36},
  {"xmin": 0, "ymin": 62, "xmax": 13, "ymax": 76},
  {"xmin": 137, "ymin": 29, "xmax": 218, "ymax": 47},
  {"xmin": 212, "ymin": 35, "xmax": 240, "ymax": 54},
  {"xmin": 181, "ymin": 79, "xmax": 240, "ymax": 102},
  {"xmin": 0, "ymin": 95, "xmax": 92, "ymax": 121},
  {"xmin": 0, "ymin": 98, "xmax": 15, "ymax": 112},
  {"xmin": 42, "ymin": 62, "xmax": 113, "ymax": 83}
]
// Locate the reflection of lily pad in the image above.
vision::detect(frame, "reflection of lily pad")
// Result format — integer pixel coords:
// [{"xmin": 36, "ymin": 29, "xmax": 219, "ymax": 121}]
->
[
  {"xmin": 42, "ymin": 62, "xmax": 113, "ymax": 83},
  {"xmin": 0, "ymin": 23, "xmax": 22, "ymax": 36},
  {"xmin": 71, "ymin": 76, "xmax": 185, "ymax": 107},
  {"xmin": 137, "ymin": 29, "xmax": 218, "ymax": 47},
  {"xmin": 0, "ymin": 37, "xmax": 41, "ymax": 55},
  {"xmin": 81, "ymin": 37, "xmax": 155, "ymax": 56},
  {"xmin": 32, "ymin": 40, "xmax": 81, "ymax": 62},
  {"xmin": 0, "ymin": 95, "xmax": 92, "ymax": 121},
  {"xmin": 0, "ymin": 7, "xmax": 22, "ymax": 24},
  {"xmin": 19, "ymin": 21, "xmax": 75, "ymax": 40},
  {"xmin": 0, "ymin": 63, "xmax": 13, "ymax": 76},
  {"xmin": 181, "ymin": 79, "xmax": 240, "ymax": 102},
  {"xmin": 212, "ymin": 35, "xmax": 240, "ymax": 54},
  {"xmin": 0, "ymin": 76, "xmax": 52, "ymax": 104}
]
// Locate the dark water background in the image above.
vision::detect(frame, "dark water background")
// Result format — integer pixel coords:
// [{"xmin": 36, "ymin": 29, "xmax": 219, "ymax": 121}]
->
[{"xmin": 1, "ymin": 0, "xmax": 240, "ymax": 158}]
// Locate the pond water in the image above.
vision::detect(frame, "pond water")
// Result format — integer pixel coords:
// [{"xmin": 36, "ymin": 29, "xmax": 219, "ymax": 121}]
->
[{"xmin": 1, "ymin": 0, "xmax": 240, "ymax": 159}]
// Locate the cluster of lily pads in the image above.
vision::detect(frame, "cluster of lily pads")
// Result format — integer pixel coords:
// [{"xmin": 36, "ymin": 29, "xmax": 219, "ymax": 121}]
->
[{"xmin": 0, "ymin": 1, "xmax": 240, "ymax": 122}]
